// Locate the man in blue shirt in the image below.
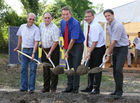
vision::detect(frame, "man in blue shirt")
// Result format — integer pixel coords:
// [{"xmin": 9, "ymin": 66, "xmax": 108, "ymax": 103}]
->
[{"xmin": 61, "ymin": 6, "xmax": 85, "ymax": 93}]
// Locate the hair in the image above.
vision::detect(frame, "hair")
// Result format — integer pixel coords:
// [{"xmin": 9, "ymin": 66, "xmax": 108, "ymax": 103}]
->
[
  {"xmin": 85, "ymin": 9, "xmax": 94, "ymax": 16},
  {"xmin": 43, "ymin": 12, "xmax": 52, "ymax": 18},
  {"xmin": 27, "ymin": 13, "xmax": 36, "ymax": 19},
  {"xmin": 103, "ymin": 9, "xmax": 114, "ymax": 15},
  {"xmin": 138, "ymin": 32, "xmax": 140, "ymax": 34},
  {"xmin": 62, "ymin": 6, "xmax": 71, "ymax": 13}
]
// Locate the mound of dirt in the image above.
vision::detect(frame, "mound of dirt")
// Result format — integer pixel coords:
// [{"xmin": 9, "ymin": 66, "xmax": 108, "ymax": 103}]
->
[
  {"xmin": 0, "ymin": 91, "xmax": 140, "ymax": 103},
  {"xmin": 51, "ymin": 66, "xmax": 65, "ymax": 75},
  {"xmin": 77, "ymin": 64, "xmax": 89, "ymax": 75}
]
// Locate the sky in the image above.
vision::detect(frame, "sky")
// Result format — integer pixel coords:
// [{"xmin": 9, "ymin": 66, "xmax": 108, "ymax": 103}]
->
[{"xmin": 4, "ymin": 0, "xmax": 135, "ymax": 15}]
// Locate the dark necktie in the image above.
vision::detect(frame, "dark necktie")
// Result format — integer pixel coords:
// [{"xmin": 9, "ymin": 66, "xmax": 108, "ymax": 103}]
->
[
  {"xmin": 64, "ymin": 23, "xmax": 68, "ymax": 49},
  {"xmin": 86, "ymin": 25, "xmax": 90, "ymax": 47}
]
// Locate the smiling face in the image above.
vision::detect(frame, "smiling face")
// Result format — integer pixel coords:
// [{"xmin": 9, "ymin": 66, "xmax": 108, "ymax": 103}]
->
[
  {"xmin": 44, "ymin": 13, "xmax": 52, "ymax": 26},
  {"xmin": 104, "ymin": 12, "xmax": 114, "ymax": 24},
  {"xmin": 85, "ymin": 12, "xmax": 94, "ymax": 24},
  {"xmin": 62, "ymin": 10, "xmax": 71, "ymax": 22},
  {"xmin": 27, "ymin": 13, "xmax": 36, "ymax": 27}
]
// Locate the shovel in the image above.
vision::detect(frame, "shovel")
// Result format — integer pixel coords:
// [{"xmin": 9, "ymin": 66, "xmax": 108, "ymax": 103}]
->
[
  {"xmin": 64, "ymin": 58, "xmax": 75, "ymax": 75},
  {"xmin": 42, "ymin": 49, "xmax": 65, "ymax": 75},
  {"xmin": 17, "ymin": 50, "xmax": 43, "ymax": 68},
  {"xmin": 88, "ymin": 61, "xmax": 106, "ymax": 74},
  {"xmin": 77, "ymin": 59, "xmax": 90, "ymax": 75}
]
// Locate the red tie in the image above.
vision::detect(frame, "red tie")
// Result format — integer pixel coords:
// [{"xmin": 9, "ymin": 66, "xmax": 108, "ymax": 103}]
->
[
  {"xmin": 86, "ymin": 25, "xmax": 90, "ymax": 47},
  {"xmin": 64, "ymin": 23, "xmax": 68, "ymax": 49}
]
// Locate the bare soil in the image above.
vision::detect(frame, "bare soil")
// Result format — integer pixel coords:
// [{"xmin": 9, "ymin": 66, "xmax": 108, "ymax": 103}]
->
[{"xmin": 0, "ymin": 55, "xmax": 140, "ymax": 103}]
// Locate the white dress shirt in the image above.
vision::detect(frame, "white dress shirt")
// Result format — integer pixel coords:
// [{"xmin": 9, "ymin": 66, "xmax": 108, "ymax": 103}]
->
[
  {"xmin": 40, "ymin": 22, "xmax": 60, "ymax": 48},
  {"xmin": 87, "ymin": 20, "xmax": 105, "ymax": 48}
]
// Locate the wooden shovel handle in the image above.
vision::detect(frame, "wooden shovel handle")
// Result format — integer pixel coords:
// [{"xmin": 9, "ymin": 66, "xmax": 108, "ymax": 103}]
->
[
  {"xmin": 42, "ymin": 49, "xmax": 55, "ymax": 68},
  {"xmin": 17, "ymin": 50, "xmax": 40, "ymax": 64}
]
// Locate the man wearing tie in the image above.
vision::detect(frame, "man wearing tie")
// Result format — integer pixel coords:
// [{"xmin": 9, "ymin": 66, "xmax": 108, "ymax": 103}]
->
[
  {"xmin": 61, "ymin": 6, "xmax": 85, "ymax": 93},
  {"xmin": 81, "ymin": 9, "xmax": 106, "ymax": 95}
]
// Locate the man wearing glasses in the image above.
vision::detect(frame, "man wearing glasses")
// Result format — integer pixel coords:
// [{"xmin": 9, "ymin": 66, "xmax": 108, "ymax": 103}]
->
[
  {"xmin": 14, "ymin": 13, "xmax": 40, "ymax": 93},
  {"xmin": 81, "ymin": 9, "xmax": 106, "ymax": 95},
  {"xmin": 40, "ymin": 12, "xmax": 60, "ymax": 93}
]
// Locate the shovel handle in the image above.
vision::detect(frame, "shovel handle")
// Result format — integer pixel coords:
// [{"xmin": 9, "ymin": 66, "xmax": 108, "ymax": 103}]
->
[
  {"xmin": 42, "ymin": 49, "xmax": 55, "ymax": 68},
  {"xmin": 99, "ymin": 62, "xmax": 104, "ymax": 67},
  {"xmin": 99, "ymin": 59, "xmax": 107, "ymax": 67},
  {"xmin": 84, "ymin": 59, "xmax": 88, "ymax": 66},
  {"xmin": 65, "ymin": 58, "xmax": 70, "ymax": 70},
  {"xmin": 17, "ymin": 50, "xmax": 41, "ymax": 64}
]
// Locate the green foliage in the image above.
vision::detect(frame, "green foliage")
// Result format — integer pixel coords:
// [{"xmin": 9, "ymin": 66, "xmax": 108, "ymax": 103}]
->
[
  {"xmin": 20, "ymin": 0, "xmax": 39, "ymax": 15},
  {"xmin": 65, "ymin": 0, "xmax": 93, "ymax": 21},
  {"xmin": 4, "ymin": 11, "xmax": 26, "ymax": 26},
  {"xmin": 0, "ymin": 0, "xmax": 104, "ymax": 53},
  {"xmin": 37, "ymin": 0, "xmax": 67, "ymax": 27}
]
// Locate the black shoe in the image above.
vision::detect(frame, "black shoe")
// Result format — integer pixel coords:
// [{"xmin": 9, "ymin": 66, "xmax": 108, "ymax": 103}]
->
[
  {"xmin": 62, "ymin": 88, "xmax": 72, "ymax": 93},
  {"xmin": 72, "ymin": 89, "xmax": 78, "ymax": 94},
  {"xmin": 29, "ymin": 90, "xmax": 34, "ymax": 94},
  {"xmin": 41, "ymin": 88, "xmax": 49, "ymax": 93},
  {"xmin": 81, "ymin": 87, "xmax": 93, "ymax": 92},
  {"xmin": 114, "ymin": 94, "xmax": 121, "ymax": 100},
  {"xmin": 90, "ymin": 90, "xmax": 100, "ymax": 95},
  {"xmin": 110, "ymin": 92, "xmax": 116, "ymax": 95},
  {"xmin": 20, "ymin": 89, "xmax": 28, "ymax": 92}
]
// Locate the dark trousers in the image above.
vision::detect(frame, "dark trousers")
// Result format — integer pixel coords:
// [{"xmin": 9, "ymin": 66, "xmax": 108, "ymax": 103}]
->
[
  {"xmin": 66, "ymin": 43, "xmax": 84, "ymax": 90},
  {"xmin": 88, "ymin": 45, "xmax": 106, "ymax": 91},
  {"xmin": 113, "ymin": 46, "xmax": 128, "ymax": 95},
  {"xmin": 41, "ymin": 45, "xmax": 60, "ymax": 91}
]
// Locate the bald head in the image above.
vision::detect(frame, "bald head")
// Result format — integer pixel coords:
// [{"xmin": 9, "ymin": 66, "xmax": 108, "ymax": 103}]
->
[
  {"xmin": 27, "ymin": 13, "xmax": 36, "ymax": 27},
  {"xmin": 27, "ymin": 13, "xmax": 36, "ymax": 19}
]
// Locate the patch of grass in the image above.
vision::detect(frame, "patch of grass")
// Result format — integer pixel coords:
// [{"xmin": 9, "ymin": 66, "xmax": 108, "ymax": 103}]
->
[
  {"xmin": 0, "ymin": 68, "xmax": 20, "ymax": 88},
  {"xmin": 0, "ymin": 53, "xmax": 8, "ymax": 59},
  {"xmin": 134, "ymin": 75, "xmax": 140, "ymax": 78},
  {"xmin": 1, "ymin": 66, "xmax": 140, "ymax": 93},
  {"xmin": 102, "ymin": 75, "xmax": 113, "ymax": 81}
]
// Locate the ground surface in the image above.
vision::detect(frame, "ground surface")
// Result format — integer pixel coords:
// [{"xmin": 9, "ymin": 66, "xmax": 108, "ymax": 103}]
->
[{"xmin": 0, "ymin": 54, "xmax": 140, "ymax": 103}]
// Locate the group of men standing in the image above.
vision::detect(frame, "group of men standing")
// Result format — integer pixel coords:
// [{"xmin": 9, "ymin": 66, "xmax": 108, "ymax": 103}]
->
[{"xmin": 14, "ymin": 6, "xmax": 129, "ymax": 100}]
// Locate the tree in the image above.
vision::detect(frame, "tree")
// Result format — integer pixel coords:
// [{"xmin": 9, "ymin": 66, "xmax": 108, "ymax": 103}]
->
[
  {"xmin": 20, "ymin": 0, "xmax": 40, "ymax": 15},
  {"xmin": 0, "ymin": 0, "xmax": 10, "ymax": 53},
  {"xmin": 65, "ymin": 0, "xmax": 93, "ymax": 21}
]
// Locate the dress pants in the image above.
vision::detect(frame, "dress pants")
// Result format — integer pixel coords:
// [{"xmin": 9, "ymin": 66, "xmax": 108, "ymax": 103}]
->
[
  {"xmin": 112, "ymin": 46, "xmax": 128, "ymax": 95},
  {"xmin": 66, "ymin": 43, "xmax": 84, "ymax": 91},
  {"xmin": 41, "ymin": 45, "xmax": 60, "ymax": 91},
  {"xmin": 88, "ymin": 45, "xmax": 106, "ymax": 91}
]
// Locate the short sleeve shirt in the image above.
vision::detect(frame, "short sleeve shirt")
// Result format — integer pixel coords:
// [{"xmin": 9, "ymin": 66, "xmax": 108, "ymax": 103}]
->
[
  {"xmin": 40, "ymin": 22, "xmax": 60, "ymax": 48},
  {"xmin": 16, "ymin": 24, "xmax": 40, "ymax": 48},
  {"xmin": 133, "ymin": 37, "xmax": 140, "ymax": 50},
  {"xmin": 60, "ymin": 17, "xmax": 85, "ymax": 44},
  {"xmin": 108, "ymin": 19, "xmax": 129, "ymax": 47},
  {"xmin": 88, "ymin": 20, "xmax": 105, "ymax": 47}
]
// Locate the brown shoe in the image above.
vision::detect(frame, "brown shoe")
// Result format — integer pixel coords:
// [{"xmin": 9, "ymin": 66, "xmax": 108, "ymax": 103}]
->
[
  {"xmin": 51, "ymin": 89, "xmax": 56, "ymax": 93},
  {"xmin": 41, "ymin": 88, "xmax": 49, "ymax": 93}
]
